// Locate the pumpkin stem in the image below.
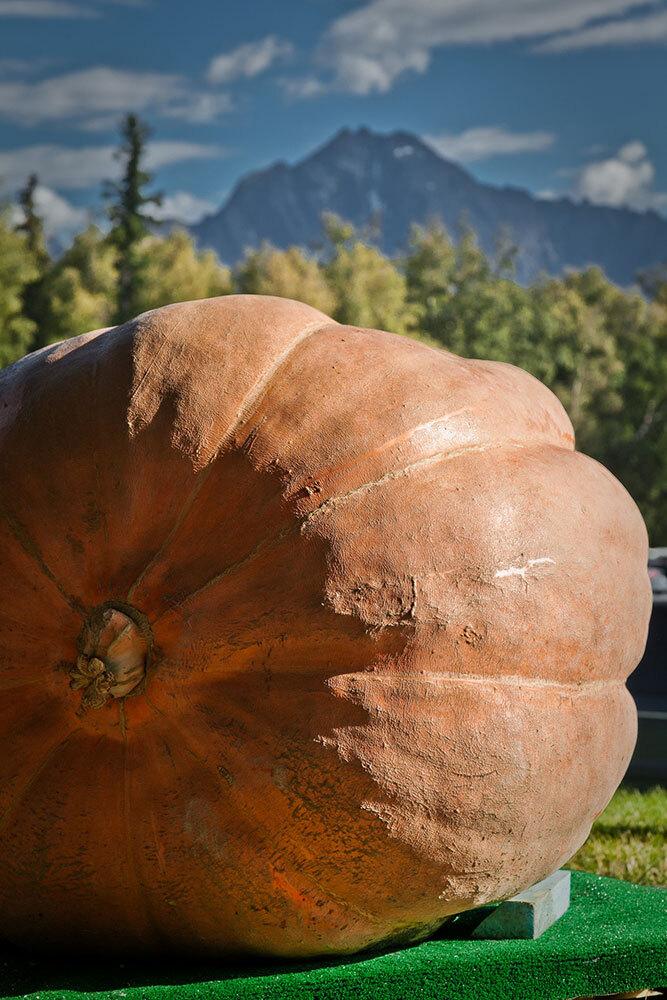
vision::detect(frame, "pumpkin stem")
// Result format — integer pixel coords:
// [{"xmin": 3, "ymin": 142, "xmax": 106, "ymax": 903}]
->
[{"xmin": 70, "ymin": 603, "xmax": 152, "ymax": 711}]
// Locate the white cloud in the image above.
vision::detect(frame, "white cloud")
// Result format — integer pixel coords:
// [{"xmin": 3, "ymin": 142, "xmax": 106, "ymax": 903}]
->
[
  {"xmin": 617, "ymin": 140, "xmax": 648, "ymax": 165},
  {"xmin": 0, "ymin": 67, "xmax": 182, "ymax": 124},
  {"xmin": 151, "ymin": 191, "xmax": 216, "ymax": 225},
  {"xmin": 0, "ymin": 1, "xmax": 94, "ymax": 16},
  {"xmin": 535, "ymin": 8, "xmax": 667, "ymax": 52},
  {"xmin": 571, "ymin": 142, "xmax": 667, "ymax": 211},
  {"xmin": 285, "ymin": 0, "xmax": 652, "ymax": 95},
  {"xmin": 280, "ymin": 75, "xmax": 326, "ymax": 99},
  {"xmin": 12, "ymin": 184, "xmax": 89, "ymax": 238},
  {"xmin": 425, "ymin": 126, "xmax": 555, "ymax": 163},
  {"xmin": 76, "ymin": 94, "xmax": 233, "ymax": 130},
  {"xmin": 74, "ymin": 113, "xmax": 136, "ymax": 132},
  {"xmin": 143, "ymin": 141, "xmax": 224, "ymax": 171},
  {"xmin": 0, "ymin": 57, "xmax": 56, "ymax": 76},
  {"xmin": 0, "ymin": 0, "xmax": 142, "ymax": 15},
  {"xmin": 0, "ymin": 140, "xmax": 223, "ymax": 189},
  {"xmin": 34, "ymin": 185, "xmax": 88, "ymax": 236},
  {"xmin": 0, "ymin": 66, "xmax": 232, "ymax": 127},
  {"xmin": 161, "ymin": 91, "xmax": 235, "ymax": 124},
  {"xmin": 207, "ymin": 35, "xmax": 293, "ymax": 85}
]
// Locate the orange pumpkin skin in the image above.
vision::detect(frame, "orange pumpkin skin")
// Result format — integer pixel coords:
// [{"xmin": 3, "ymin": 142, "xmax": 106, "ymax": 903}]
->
[{"xmin": 0, "ymin": 295, "xmax": 651, "ymax": 957}]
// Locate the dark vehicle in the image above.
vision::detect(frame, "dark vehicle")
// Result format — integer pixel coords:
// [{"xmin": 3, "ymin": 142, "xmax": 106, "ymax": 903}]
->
[{"xmin": 626, "ymin": 548, "xmax": 667, "ymax": 779}]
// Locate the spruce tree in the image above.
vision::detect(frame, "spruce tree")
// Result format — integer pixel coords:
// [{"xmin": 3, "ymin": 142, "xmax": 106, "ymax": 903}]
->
[
  {"xmin": 105, "ymin": 113, "xmax": 162, "ymax": 324},
  {"xmin": 15, "ymin": 173, "xmax": 50, "ymax": 349},
  {"xmin": 17, "ymin": 174, "xmax": 48, "ymax": 262}
]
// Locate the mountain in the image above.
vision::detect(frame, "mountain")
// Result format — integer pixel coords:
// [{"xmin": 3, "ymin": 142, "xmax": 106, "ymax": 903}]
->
[{"xmin": 191, "ymin": 127, "xmax": 667, "ymax": 286}]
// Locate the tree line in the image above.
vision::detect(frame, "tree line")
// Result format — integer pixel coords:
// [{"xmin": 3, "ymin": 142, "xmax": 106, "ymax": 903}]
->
[{"xmin": 1, "ymin": 114, "xmax": 666, "ymax": 542}]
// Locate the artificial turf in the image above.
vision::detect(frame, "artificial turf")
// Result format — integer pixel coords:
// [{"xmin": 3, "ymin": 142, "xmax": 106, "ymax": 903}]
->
[{"xmin": 0, "ymin": 872, "xmax": 665, "ymax": 1000}]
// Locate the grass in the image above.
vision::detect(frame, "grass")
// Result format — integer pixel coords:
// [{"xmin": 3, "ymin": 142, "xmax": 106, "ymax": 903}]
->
[{"xmin": 566, "ymin": 784, "xmax": 667, "ymax": 888}]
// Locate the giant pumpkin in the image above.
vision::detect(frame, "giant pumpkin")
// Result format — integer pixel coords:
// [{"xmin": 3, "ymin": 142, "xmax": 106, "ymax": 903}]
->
[{"xmin": 0, "ymin": 295, "xmax": 651, "ymax": 957}]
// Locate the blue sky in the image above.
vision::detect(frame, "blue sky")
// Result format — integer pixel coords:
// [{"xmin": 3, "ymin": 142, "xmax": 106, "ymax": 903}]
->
[{"xmin": 1, "ymin": 0, "xmax": 666, "ymax": 240}]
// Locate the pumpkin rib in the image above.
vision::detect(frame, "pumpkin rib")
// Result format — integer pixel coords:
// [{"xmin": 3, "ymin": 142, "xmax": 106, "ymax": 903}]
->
[
  {"xmin": 303, "ymin": 437, "xmax": 529, "ymax": 526},
  {"xmin": 126, "ymin": 328, "xmax": 172, "ymax": 414},
  {"xmin": 126, "ymin": 464, "xmax": 213, "ymax": 603},
  {"xmin": 0, "ymin": 697, "xmax": 72, "ymax": 810},
  {"xmin": 0, "ymin": 727, "xmax": 81, "ymax": 837},
  {"xmin": 0, "ymin": 495, "xmax": 86, "ymax": 618},
  {"xmin": 218, "ymin": 319, "xmax": 337, "ymax": 462},
  {"xmin": 328, "ymin": 672, "xmax": 626, "ymax": 693},
  {"xmin": 125, "ymin": 317, "xmax": 333, "ymax": 605},
  {"xmin": 90, "ymin": 447, "xmax": 110, "ymax": 547},
  {"xmin": 120, "ymin": 718, "xmax": 168, "ymax": 950},
  {"xmin": 150, "ymin": 522, "xmax": 298, "ymax": 625},
  {"xmin": 152, "ymin": 438, "xmax": 559, "ymax": 630},
  {"xmin": 142, "ymin": 690, "xmax": 166, "ymax": 719},
  {"xmin": 282, "ymin": 371, "xmax": 574, "ymax": 506},
  {"xmin": 325, "ymin": 681, "xmax": 637, "ymax": 901},
  {"xmin": 248, "ymin": 326, "xmax": 575, "ymax": 515},
  {"xmin": 88, "ymin": 354, "xmax": 111, "ymax": 561},
  {"xmin": 287, "ymin": 405, "xmax": 477, "ymax": 500},
  {"xmin": 149, "ymin": 731, "xmax": 216, "ymax": 948}
]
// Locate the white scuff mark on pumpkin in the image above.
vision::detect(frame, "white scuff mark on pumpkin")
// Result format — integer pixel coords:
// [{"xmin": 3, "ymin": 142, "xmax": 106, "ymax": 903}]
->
[{"xmin": 494, "ymin": 557, "xmax": 555, "ymax": 580}]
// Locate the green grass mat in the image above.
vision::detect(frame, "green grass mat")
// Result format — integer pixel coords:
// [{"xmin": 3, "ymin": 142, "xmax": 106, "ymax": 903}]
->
[{"xmin": 1, "ymin": 872, "xmax": 665, "ymax": 1000}]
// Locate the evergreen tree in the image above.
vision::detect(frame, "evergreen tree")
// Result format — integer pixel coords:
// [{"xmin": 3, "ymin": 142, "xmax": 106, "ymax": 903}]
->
[
  {"xmin": 16, "ymin": 174, "xmax": 48, "ymax": 263},
  {"xmin": 105, "ymin": 113, "xmax": 162, "ymax": 324},
  {"xmin": 0, "ymin": 212, "xmax": 38, "ymax": 367},
  {"xmin": 15, "ymin": 173, "xmax": 50, "ymax": 349}
]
